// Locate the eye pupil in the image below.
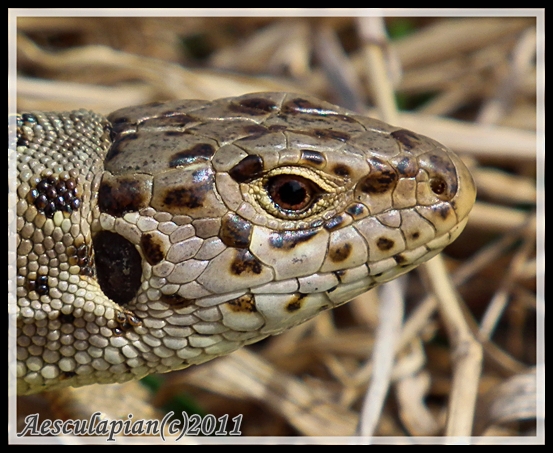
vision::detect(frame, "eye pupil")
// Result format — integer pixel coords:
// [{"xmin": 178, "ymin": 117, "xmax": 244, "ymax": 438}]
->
[
  {"xmin": 279, "ymin": 180, "xmax": 306, "ymax": 205},
  {"xmin": 266, "ymin": 175, "xmax": 316, "ymax": 211}
]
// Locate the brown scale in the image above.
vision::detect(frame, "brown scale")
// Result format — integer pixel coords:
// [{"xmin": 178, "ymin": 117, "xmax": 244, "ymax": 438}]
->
[
  {"xmin": 27, "ymin": 174, "xmax": 81, "ymax": 218},
  {"xmin": 113, "ymin": 309, "xmax": 143, "ymax": 336},
  {"xmin": 226, "ymin": 294, "xmax": 257, "ymax": 313}
]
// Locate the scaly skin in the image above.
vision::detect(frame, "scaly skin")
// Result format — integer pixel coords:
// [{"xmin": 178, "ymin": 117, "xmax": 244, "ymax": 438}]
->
[{"xmin": 14, "ymin": 92, "xmax": 476, "ymax": 395}]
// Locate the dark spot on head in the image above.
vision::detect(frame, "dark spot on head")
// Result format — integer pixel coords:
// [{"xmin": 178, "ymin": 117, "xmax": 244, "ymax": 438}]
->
[
  {"xmin": 230, "ymin": 97, "xmax": 278, "ymax": 115},
  {"xmin": 411, "ymin": 231, "xmax": 420, "ymax": 240},
  {"xmin": 219, "ymin": 213, "xmax": 252, "ymax": 248},
  {"xmin": 142, "ymin": 113, "xmax": 197, "ymax": 130},
  {"xmin": 346, "ymin": 203, "xmax": 367, "ymax": 218},
  {"xmin": 230, "ymin": 249, "xmax": 263, "ymax": 276},
  {"xmin": 300, "ymin": 150, "xmax": 326, "ymax": 168},
  {"xmin": 158, "ymin": 167, "xmax": 216, "ymax": 214},
  {"xmin": 332, "ymin": 164, "xmax": 351, "ymax": 177},
  {"xmin": 226, "ymin": 294, "xmax": 257, "ymax": 313},
  {"xmin": 163, "ymin": 188, "xmax": 200, "ymax": 209},
  {"xmin": 393, "ymin": 254, "xmax": 407, "ymax": 265},
  {"xmin": 324, "ymin": 214, "xmax": 346, "ymax": 231},
  {"xmin": 268, "ymin": 124, "xmax": 288, "ymax": 132},
  {"xmin": 140, "ymin": 233, "xmax": 165, "ymax": 266},
  {"xmin": 161, "ymin": 169, "xmax": 213, "ymax": 211},
  {"xmin": 329, "ymin": 243, "xmax": 352, "ymax": 262},
  {"xmin": 436, "ymin": 203, "xmax": 452, "ymax": 220},
  {"xmin": 312, "ymin": 128, "xmax": 350, "ymax": 142},
  {"xmin": 98, "ymin": 173, "xmax": 152, "ymax": 216},
  {"xmin": 93, "ymin": 231, "xmax": 142, "ymax": 306},
  {"xmin": 394, "ymin": 156, "xmax": 418, "ymax": 177},
  {"xmin": 390, "ymin": 129, "xmax": 421, "ymax": 150},
  {"xmin": 164, "ymin": 131, "xmax": 187, "ymax": 137},
  {"xmin": 228, "ymin": 155, "xmax": 264, "ymax": 183},
  {"xmin": 105, "ymin": 133, "xmax": 139, "ymax": 161},
  {"xmin": 286, "ymin": 293, "xmax": 307, "ymax": 312},
  {"xmin": 242, "ymin": 124, "xmax": 270, "ymax": 137},
  {"xmin": 160, "ymin": 294, "xmax": 196, "ymax": 309},
  {"xmin": 169, "ymin": 143, "xmax": 215, "ymax": 168},
  {"xmin": 282, "ymin": 98, "xmax": 327, "ymax": 114},
  {"xmin": 376, "ymin": 237, "xmax": 395, "ymax": 251},
  {"xmin": 268, "ymin": 229, "xmax": 319, "ymax": 250},
  {"xmin": 359, "ymin": 157, "xmax": 398, "ymax": 194}
]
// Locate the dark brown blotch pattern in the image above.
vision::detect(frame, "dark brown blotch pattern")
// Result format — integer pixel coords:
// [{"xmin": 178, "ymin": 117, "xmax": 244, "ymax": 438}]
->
[
  {"xmin": 161, "ymin": 168, "xmax": 213, "ymax": 210},
  {"xmin": 105, "ymin": 133, "xmax": 139, "ymax": 162},
  {"xmin": 359, "ymin": 157, "xmax": 398, "ymax": 194},
  {"xmin": 300, "ymin": 150, "xmax": 326, "ymax": 168},
  {"xmin": 219, "ymin": 213, "xmax": 252, "ymax": 248},
  {"xmin": 230, "ymin": 249, "xmax": 263, "ymax": 276},
  {"xmin": 332, "ymin": 164, "xmax": 351, "ymax": 177},
  {"xmin": 228, "ymin": 155, "xmax": 264, "ymax": 183},
  {"xmin": 324, "ymin": 214, "xmax": 347, "ymax": 231},
  {"xmin": 142, "ymin": 113, "xmax": 197, "ymax": 130},
  {"xmin": 226, "ymin": 294, "xmax": 257, "ymax": 313},
  {"xmin": 268, "ymin": 228, "xmax": 319, "ymax": 250},
  {"xmin": 27, "ymin": 275, "xmax": 49, "ymax": 296},
  {"xmin": 329, "ymin": 243, "xmax": 352, "ymax": 263},
  {"xmin": 169, "ymin": 143, "xmax": 216, "ymax": 168},
  {"xmin": 98, "ymin": 174, "xmax": 152, "ymax": 217},
  {"xmin": 28, "ymin": 174, "xmax": 81, "ymax": 219},
  {"xmin": 230, "ymin": 97, "xmax": 278, "ymax": 115},
  {"xmin": 282, "ymin": 98, "xmax": 326, "ymax": 114},
  {"xmin": 436, "ymin": 203, "xmax": 452, "ymax": 220},
  {"xmin": 394, "ymin": 156, "xmax": 419, "ymax": 177},
  {"xmin": 390, "ymin": 129, "xmax": 421, "ymax": 150},
  {"xmin": 376, "ymin": 237, "xmax": 395, "ymax": 251},
  {"xmin": 140, "ymin": 233, "xmax": 165, "ymax": 266},
  {"xmin": 286, "ymin": 293, "xmax": 307, "ymax": 312},
  {"xmin": 311, "ymin": 128, "xmax": 350, "ymax": 142},
  {"xmin": 346, "ymin": 203, "xmax": 368, "ymax": 218}
]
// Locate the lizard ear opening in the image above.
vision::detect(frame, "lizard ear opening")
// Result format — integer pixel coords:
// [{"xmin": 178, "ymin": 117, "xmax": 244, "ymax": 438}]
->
[{"xmin": 93, "ymin": 230, "xmax": 142, "ymax": 306}]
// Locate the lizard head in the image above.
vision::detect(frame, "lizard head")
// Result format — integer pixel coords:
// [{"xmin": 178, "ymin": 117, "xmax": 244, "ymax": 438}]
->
[{"xmin": 93, "ymin": 92, "xmax": 476, "ymax": 369}]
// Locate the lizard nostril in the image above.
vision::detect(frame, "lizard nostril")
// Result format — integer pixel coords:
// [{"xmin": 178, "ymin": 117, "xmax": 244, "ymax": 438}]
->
[{"xmin": 430, "ymin": 176, "xmax": 448, "ymax": 197}]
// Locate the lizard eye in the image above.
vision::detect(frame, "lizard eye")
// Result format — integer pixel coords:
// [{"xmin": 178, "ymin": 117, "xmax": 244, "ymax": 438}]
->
[{"xmin": 265, "ymin": 174, "xmax": 321, "ymax": 213}]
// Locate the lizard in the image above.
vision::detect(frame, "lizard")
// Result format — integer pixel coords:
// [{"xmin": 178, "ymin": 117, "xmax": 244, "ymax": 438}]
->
[{"xmin": 12, "ymin": 92, "xmax": 476, "ymax": 396}]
